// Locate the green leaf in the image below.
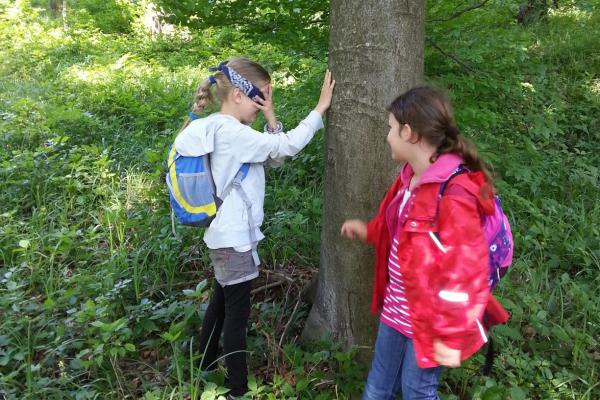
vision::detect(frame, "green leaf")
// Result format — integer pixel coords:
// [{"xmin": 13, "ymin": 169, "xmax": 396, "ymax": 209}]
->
[
  {"xmin": 248, "ymin": 374, "xmax": 258, "ymax": 391},
  {"xmin": 493, "ymin": 325, "xmax": 522, "ymax": 340},
  {"xmin": 510, "ymin": 386, "xmax": 527, "ymax": 400},
  {"xmin": 296, "ymin": 378, "xmax": 309, "ymax": 392},
  {"xmin": 481, "ymin": 386, "xmax": 503, "ymax": 400}
]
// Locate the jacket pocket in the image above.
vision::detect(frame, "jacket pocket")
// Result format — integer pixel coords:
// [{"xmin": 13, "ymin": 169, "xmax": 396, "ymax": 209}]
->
[{"xmin": 403, "ymin": 217, "xmax": 438, "ymax": 233}]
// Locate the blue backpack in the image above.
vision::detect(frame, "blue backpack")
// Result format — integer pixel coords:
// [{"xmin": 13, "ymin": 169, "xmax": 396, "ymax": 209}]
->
[{"xmin": 166, "ymin": 114, "xmax": 250, "ymax": 227}]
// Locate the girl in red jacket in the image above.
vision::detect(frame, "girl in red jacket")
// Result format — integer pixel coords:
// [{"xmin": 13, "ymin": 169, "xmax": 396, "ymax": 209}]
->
[{"xmin": 341, "ymin": 86, "xmax": 508, "ymax": 400}]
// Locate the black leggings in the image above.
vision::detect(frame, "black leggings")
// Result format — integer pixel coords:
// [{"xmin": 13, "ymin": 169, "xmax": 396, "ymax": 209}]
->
[{"xmin": 198, "ymin": 279, "xmax": 252, "ymax": 396}]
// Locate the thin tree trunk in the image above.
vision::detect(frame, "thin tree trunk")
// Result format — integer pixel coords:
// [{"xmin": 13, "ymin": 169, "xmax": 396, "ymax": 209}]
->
[{"xmin": 302, "ymin": 0, "xmax": 425, "ymax": 363}]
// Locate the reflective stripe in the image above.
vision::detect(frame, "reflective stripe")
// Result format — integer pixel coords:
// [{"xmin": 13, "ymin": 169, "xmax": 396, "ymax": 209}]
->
[
  {"xmin": 476, "ymin": 319, "xmax": 488, "ymax": 343},
  {"xmin": 168, "ymin": 147, "xmax": 217, "ymax": 215},
  {"xmin": 438, "ymin": 290, "xmax": 469, "ymax": 302},
  {"xmin": 428, "ymin": 231, "xmax": 447, "ymax": 253}
]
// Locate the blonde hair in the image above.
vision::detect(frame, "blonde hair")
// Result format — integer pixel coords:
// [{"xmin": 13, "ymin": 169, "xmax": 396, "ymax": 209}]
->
[{"xmin": 181, "ymin": 57, "xmax": 271, "ymax": 130}]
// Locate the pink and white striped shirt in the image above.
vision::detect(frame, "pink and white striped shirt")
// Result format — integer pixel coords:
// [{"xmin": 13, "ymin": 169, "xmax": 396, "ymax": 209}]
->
[{"xmin": 380, "ymin": 189, "xmax": 414, "ymax": 338}]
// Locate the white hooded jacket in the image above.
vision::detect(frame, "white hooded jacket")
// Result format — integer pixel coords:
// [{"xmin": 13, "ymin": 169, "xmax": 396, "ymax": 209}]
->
[{"xmin": 173, "ymin": 110, "xmax": 324, "ymax": 257}]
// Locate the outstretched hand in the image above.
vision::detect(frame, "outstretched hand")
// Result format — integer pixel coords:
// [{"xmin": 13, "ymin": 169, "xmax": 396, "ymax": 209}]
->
[
  {"xmin": 340, "ymin": 219, "xmax": 367, "ymax": 242},
  {"xmin": 314, "ymin": 69, "xmax": 336, "ymax": 116}
]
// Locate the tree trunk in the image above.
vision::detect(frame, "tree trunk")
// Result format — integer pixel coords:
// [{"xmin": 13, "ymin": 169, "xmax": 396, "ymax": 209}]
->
[
  {"xmin": 302, "ymin": 0, "xmax": 425, "ymax": 362},
  {"xmin": 517, "ymin": 0, "xmax": 552, "ymax": 25},
  {"xmin": 48, "ymin": 0, "xmax": 62, "ymax": 14}
]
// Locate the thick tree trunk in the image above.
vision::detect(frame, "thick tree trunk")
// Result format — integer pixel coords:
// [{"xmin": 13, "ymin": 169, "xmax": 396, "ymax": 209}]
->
[{"xmin": 302, "ymin": 0, "xmax": 425, "ymax": 361}]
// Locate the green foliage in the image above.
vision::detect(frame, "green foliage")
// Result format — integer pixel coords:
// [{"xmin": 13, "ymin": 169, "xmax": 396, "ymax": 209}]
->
[
  {"xmin": 1, "ymin": 0, "xmax": 599, "ymax": 398},
  {"xmin": 153, "ymin": 0, "xmax": 328, "ymax": 51},
  {"xmin": 426, "ymin": 1, "xmax": 600, "ymax": 398},
  {"xmin": 69, "ymin": 0, "xmax": 138, "ymax": 33}
]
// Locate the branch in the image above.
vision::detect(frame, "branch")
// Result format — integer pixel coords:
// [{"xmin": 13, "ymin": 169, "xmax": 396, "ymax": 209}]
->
[
  {"xmin": 250, "ymin": 279, "xmax": 286, "ymax": 295},
  {"xmin": 427, "ymin": 0, "xmax": 491, "ymax": 23},
  {"xmin": 426, "ymin": 38, "xmax": 478, "ymax": 73},
  {"xmin": 278, "ymin": 296, "xmax": 302, "ymax": 348}
]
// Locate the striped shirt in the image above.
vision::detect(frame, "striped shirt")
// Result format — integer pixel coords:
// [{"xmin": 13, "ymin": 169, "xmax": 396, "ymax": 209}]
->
[{"xmin": 380, "ymin": 189, "xmax": 414, "ymax": 338}]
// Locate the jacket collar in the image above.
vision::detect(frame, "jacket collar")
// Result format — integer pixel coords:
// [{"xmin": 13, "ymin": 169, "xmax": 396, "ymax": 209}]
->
[{"xmin": 400, "ymin": 153, "xmax": 464, "ymax": 189}]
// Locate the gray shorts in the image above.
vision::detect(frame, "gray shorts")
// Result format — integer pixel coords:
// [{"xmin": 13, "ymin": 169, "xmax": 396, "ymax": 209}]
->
[{"xmin": 209, "ymin": 248, "xmax": 258, "ymax": 286}]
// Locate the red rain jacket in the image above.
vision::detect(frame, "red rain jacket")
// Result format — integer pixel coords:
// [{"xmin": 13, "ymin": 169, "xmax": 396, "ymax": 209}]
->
[{"xmin": 366, "ymin": 154, "xmax": 509, "ymax": 368}]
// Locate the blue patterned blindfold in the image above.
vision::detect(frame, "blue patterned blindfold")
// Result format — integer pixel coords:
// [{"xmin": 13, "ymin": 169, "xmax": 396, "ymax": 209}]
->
[{"xmin": 209, "ymin": 61, "xmax": 265, "ymax": 102}]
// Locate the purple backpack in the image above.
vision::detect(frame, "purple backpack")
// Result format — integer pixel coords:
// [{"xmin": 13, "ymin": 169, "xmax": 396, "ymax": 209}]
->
[{"xmin": 438, "ymin": 166, "xmax": 514, "ymax": 289}]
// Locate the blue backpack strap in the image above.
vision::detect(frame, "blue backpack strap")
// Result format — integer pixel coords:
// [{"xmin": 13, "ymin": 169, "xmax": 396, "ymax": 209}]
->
[
  {"xmin": 435, "ymin": 164, "xmax": 468, "ymax": 218},
  {"xmin": 238, "ymin": 163, "xmax": 250, "ymax": 180},
  {"xmin": 438, "ymin": 165, "xmax": 468, "ymax": 197}
]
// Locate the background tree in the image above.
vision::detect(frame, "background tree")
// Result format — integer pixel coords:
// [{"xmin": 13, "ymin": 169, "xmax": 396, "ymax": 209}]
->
[
  {"xmin": 48, "ymin": 0, "xmax": 63, "ymax": 14},
  {"xmin": 48, "ymin": 0, "xmax": 67, "ymax": 29},
  {"xmin": 302, "ymin": 0, "xmax": 425, "ymax": 359},
  {"xmin": 517, "ymin": 0, "xmax": 559, "ymax": 25}
]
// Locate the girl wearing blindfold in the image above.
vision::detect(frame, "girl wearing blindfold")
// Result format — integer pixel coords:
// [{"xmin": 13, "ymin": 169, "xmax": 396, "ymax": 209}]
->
[{"xmin": 174, "ymin": 57, "xmax": 335, "ymax": 398}]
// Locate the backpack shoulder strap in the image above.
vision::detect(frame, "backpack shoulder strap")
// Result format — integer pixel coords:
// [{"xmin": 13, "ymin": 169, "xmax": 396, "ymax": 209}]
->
[
  {"xmin": 438, "ymin": 165, "xmax": 469, "ymax": 196},
  {"xmin": 221, "ymin": 163, "xmax": 250, "ymax": 200},
  {"xmin": 435, "ymin": 165, "xmax": 469, "ymax": 218},
  {"xmin": 220, "ymin": 163, "xmax": 258, "ymax": 265},
  {"xmin": 238, "ymin": 163, "xmax": 250, "ymax": 179}
]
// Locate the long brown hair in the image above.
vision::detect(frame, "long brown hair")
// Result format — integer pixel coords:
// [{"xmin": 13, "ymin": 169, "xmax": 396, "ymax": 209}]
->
[
  {"xmin": 180, "ymin": 57, "xmax": 271, "ymax": 130},
  {"xmin": 387, "ymin": 86, "xmax": 493, "ymax": 185}
]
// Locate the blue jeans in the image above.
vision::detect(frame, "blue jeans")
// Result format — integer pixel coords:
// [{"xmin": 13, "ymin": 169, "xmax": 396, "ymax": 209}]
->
[{"xmin": 363, "ymin": 323, "xmax": 443, "ymax": 400}]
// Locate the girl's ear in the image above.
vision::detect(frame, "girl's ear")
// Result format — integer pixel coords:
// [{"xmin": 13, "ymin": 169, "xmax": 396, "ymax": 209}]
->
[
  {"xmin": 403, "ymin": 124, "xmax": 420, "ymax": 144},
  {"xmin": 231, "ymin": 88, "xmax": 244, "ymax": 104},
  {"xmin": 401, "ymin": 123, "xmax": 413, "ymax": 141}
]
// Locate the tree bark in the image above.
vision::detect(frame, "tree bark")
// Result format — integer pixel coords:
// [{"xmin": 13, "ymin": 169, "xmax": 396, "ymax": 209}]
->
[
  {"xmin": 48, "ymin": 0, "xmax": 62, "ymax": 14},
  {"xmin": 302, "ymin": 0, "xmax": 425, "ymax": 362}
]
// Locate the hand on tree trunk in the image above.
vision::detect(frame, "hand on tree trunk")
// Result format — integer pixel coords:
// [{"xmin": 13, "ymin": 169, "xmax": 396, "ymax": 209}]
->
[{"xmin": 314, "ymin": 69, "xmax": 336, "ymax": 116}]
